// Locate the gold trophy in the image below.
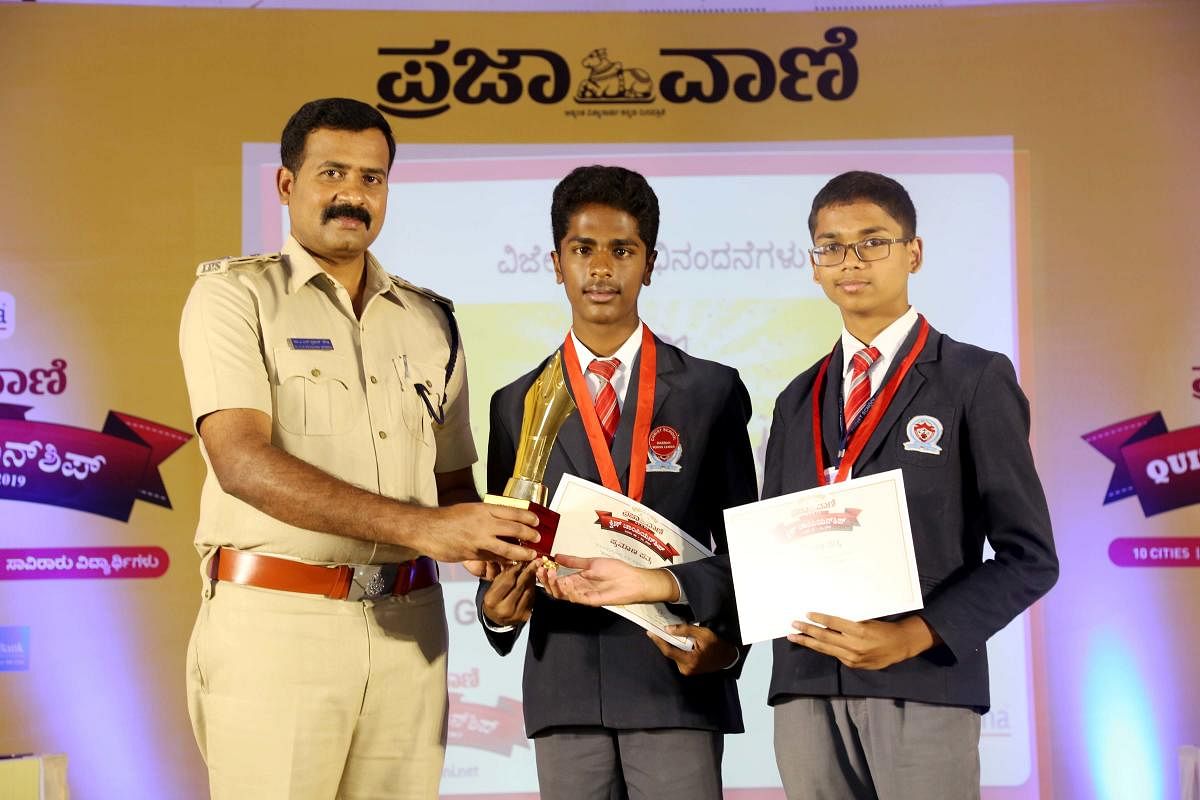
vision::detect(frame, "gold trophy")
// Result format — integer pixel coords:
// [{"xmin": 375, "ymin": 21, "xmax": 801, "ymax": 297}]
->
[{"xmin": 484, "ymin": 351, "xmax": 577, "ymax": 556}]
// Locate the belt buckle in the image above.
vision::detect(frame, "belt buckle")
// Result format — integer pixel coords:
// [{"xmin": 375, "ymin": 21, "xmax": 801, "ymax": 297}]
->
[{"xmin": 345, "ymin": 563, "xmax": 400, "ymax": 601}]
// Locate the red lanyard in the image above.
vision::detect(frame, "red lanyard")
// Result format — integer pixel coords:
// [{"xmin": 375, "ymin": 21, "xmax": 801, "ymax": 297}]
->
[
  {"xmin": 561, "ymin": 325, "xmax": 657, "ymax": 503},
  {"xmin": 811, "ymin": 316, "xmax": 930, "ymax": 486}
]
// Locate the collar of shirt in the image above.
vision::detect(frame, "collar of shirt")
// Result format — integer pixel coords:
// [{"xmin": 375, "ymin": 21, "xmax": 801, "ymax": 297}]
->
[
  {"xmin": 839, "ymin": 306, "xmax": 919, "ymax": 400},
  {"xmin": 569, "ymin": 321, "xmax": 644, "ymax": 410},
  {"xmin": 282, "ymin": 235, "xmax": 398, "ymax": 308}
]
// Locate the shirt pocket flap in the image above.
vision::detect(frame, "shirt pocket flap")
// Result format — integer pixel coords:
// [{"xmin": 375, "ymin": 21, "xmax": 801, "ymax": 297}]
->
[
  {"xmin": 273, "ymin": 348, "xmax": 357, "ymax": 388},
  {"xmin": 392, "ymin": 357, "xmax": 447, "ymax": 417},
  {"xmin": 272, "ymin": 348, "xmax": 361, "ymax": 436}
]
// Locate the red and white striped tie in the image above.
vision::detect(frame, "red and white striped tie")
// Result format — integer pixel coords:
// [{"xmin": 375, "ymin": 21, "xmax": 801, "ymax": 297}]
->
[
  {"xmin": 844, "ymin": 346, "xmax": 881, "ymax": 432},
  {"xmin": 587, "ymin": 357, "xmax": 621, "ymax": 447}
]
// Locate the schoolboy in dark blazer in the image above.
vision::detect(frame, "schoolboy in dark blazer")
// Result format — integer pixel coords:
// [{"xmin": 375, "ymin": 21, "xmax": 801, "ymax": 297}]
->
[{"xmin": 476, "ymin": 166, "xmax": 758, "ymax": 800}]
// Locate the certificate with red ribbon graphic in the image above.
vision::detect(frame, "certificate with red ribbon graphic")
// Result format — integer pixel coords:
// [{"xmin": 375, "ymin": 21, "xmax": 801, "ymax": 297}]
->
[
  {"xmin": 548, "ymin": 473, "xmax": 711, "ymax": 650},
  {"xmin": 724, "ymin": 469, "xmax": 923, "ymax": 645}
]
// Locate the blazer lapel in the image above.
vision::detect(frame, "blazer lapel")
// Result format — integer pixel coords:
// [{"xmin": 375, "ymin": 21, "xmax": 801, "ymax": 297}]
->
[
  {"xmin": 552, "ymin": 345, "xmax": 598, "ymax": 482},
  {"xmin": 820, "ymin": 341, "xmax": 844, "ymax": 471},
  {"xmin": 855, "ymin": 324, "xmax": 939, "ymax": 468},
  {"xmin": 610, "ymin": 335, "xmax": 676, "ymax": 488},
  {"xmin": 650, "ymin": 336, "xmax": 676, "ymax": 422}
]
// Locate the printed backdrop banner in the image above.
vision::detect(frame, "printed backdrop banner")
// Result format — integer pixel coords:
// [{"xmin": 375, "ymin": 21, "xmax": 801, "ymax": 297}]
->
[
  {"xmin": 0, "ymin": 404, "xmax": 191, "ymax": 521},
  {"xmin": 1, "ymin": 4, "xmax": 1198, "ymax": 800},
  {"xmin": 1084, "ymin": 413, "xmax": 1200, "ymax": 517}
]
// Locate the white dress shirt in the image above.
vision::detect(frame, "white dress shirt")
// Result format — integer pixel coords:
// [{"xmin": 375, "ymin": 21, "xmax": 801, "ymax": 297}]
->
[
  {"xmin": 839, "ymin": 306, "xmax": 919, "ymax": 413},
  {"xmin": 569, "ymin": 321, "xmax": 644, "ymax": 407}
]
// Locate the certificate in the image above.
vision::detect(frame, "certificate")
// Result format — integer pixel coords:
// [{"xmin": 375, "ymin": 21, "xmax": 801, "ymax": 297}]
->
[
  {"xmin": 724, "ymin": 468, "xmax": 923, "ymax": 645},
  {"xmin": 548, "ymin": 473, "xmax": 712, "ymax": 650}
]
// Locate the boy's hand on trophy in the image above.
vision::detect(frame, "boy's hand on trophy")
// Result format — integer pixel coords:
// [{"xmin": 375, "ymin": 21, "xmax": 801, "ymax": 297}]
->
[{"xmin": 482, "ymin": 560, "xmax": 540, "ymax": 626}]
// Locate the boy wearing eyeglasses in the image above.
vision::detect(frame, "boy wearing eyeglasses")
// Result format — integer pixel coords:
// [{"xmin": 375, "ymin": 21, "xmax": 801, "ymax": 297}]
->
[{"xmin": 543, "ymin": 170, "xmax": 1059, "ymax": 799}]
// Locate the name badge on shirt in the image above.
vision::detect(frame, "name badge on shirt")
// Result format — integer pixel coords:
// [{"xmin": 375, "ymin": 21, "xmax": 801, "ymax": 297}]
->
[{"xmin": 287, "ymin": 338, "xmax": 334, "ymax": 351}]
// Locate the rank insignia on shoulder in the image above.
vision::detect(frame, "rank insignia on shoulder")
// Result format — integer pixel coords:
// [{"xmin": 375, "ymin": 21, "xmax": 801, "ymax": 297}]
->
[
  {"xmin": 390, "ymin": 276, "xmax": 455, "ymax": 311},
  {"xmin": 903, "ymin": 415, "xmax": 944, "ymax": 454},
  {"xmin": 195, "ymin": 252, "xmax": 282, "ymax": 277},
  {"xmin": 196, "ymin": 257, "xmax": 231, "ymax": 276}
]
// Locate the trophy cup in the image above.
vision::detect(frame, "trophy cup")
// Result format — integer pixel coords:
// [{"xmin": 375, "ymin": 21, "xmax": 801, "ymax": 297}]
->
[{"xmin": 484, "ymin": 351, "xmax": 577, "ymax": 556}]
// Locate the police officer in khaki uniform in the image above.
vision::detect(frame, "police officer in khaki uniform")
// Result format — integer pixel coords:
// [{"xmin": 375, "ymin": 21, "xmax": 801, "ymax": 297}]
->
[{"xmin": 179, "ymin": 98, "xmax": 540, "ymax": 800}]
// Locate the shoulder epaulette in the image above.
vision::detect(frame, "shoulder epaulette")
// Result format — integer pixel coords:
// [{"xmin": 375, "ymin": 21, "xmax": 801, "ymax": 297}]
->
[
  {"xmin": 390, "ymin": 275, "xmax": 455, "ymax": 312},
  {"xmin": 195, "ymin": 252, "xmax": 283, "ymax": 277}
]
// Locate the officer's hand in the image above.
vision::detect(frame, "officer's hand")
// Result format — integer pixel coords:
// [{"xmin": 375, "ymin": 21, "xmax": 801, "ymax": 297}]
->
[
  {"xmin": 482, "ymin": 560, "xmax": 539, "ymax": 627},
  {"xmin": 418, "ymin": 503, "xmax": 540, "ymax": 564},
  {"xmin": 648, "ymin": 624, "xmax": 738, "ymax": 676}
]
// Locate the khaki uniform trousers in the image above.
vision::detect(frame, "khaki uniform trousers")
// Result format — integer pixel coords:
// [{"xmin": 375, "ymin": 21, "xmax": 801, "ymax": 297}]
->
[{"xmin": 187, "ymin": 578, "xmax": 448, "ymax": 800}]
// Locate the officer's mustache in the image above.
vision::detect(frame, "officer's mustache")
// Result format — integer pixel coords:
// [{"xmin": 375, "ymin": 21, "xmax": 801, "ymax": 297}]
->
[{"xmin": 322, "ymin": 204, "xmax": 372, "ymax": 229}]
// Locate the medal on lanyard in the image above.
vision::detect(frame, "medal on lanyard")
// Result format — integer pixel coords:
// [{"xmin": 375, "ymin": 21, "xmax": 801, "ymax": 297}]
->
[
  {"xmin": 561, "ymin": 326, "xmax": 657, "ymax": 503},
  {"xmin": 811, "ymin": 316, "xmax": 930, "ymax": 486}
]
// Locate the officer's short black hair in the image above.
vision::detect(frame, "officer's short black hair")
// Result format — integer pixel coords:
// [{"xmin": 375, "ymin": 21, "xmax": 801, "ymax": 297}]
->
[
  {"xmin": 808, "ymin": 171, "xmax": 918, "ymax": 238},
  {"xmin": 280, "ymin": 98, "xmax": 397, "ymax": 173},
  {"xmin": 551, "ymin": 166, "xmax": 660, "ymax": 251}
]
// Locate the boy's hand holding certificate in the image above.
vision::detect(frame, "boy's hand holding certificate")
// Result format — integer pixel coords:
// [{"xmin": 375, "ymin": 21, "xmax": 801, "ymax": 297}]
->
[
  {"xmin": 724, "ymin": 469, "xmax": 923, "ymax": 645},
  {"xmin": 547, "ymin": 474, "xmax": 711, "ymax": 650}
]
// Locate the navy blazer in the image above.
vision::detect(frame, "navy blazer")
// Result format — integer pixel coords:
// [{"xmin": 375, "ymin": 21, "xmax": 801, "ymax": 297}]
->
[
  {"xmin": 675, "ymin": 322, "xmax": 1059, "ymax": 712},
  {"xmin": 477, "ymin": 336, "xmax": 758, "ymax": 736}
]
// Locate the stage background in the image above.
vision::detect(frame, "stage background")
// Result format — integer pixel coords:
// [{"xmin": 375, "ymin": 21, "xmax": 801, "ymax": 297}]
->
[{"xmin": 1, "ymin": 2, "xmax": 1198, "ymax": 799}]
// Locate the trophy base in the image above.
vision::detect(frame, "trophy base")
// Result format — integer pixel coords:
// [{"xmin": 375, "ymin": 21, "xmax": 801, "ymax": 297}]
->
[{"xmin": 483, "ymin": 494, "xmax": 558, "ymax": 557}]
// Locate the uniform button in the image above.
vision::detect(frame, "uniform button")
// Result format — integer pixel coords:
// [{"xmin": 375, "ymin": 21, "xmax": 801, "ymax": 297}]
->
[
  {"xmin": 378, "ymin": 430, "xmax": 387, "ymax": 439},
  {"xmin": 424, "ymin": 379, "xmax": 432, "ymax": 388},
  {"xmin": 311, "ymin": 368, "xmax": 321, "ymax": 377},
  {"xmin": 370, "ymin": 375, "xmax": 378, "ymax": 384}
]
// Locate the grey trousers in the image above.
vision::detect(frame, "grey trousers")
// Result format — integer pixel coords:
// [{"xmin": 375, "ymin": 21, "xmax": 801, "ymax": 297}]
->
[
  {"xmin": 533, "ymin": 726, "xmax": 724, "ymax": 800},
  {"xmin": 774, "ymin": 696, "xmax": 981, "ymax": 800}
]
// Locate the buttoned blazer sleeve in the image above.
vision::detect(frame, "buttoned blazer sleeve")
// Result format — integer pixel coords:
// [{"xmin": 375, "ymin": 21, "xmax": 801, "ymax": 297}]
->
[
  {"xmin": 918, "ymin": 353, "xmax": 1059, "ymax": 660},
  {"xmin": 476, "ymin": 382, "xmax": 527, "ymax": 656},
  {"xmin": 667, "ymin": 554, "xmax": 731, "ymax": 624},
  {"xmin": 178, "ymin": 273, "xmax": 272, "ymax": 429}
]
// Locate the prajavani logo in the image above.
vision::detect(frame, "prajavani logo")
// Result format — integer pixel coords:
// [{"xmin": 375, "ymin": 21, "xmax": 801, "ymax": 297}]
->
[{"xmin": 376, "ymin": 28, "xmax": 858, "ymax": 119}]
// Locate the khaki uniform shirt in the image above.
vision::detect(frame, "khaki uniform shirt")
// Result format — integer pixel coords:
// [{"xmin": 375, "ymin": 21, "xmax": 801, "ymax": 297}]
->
[{"xmin": 179, "ymin": 235, "xmax": 476, "ymax": 565}]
